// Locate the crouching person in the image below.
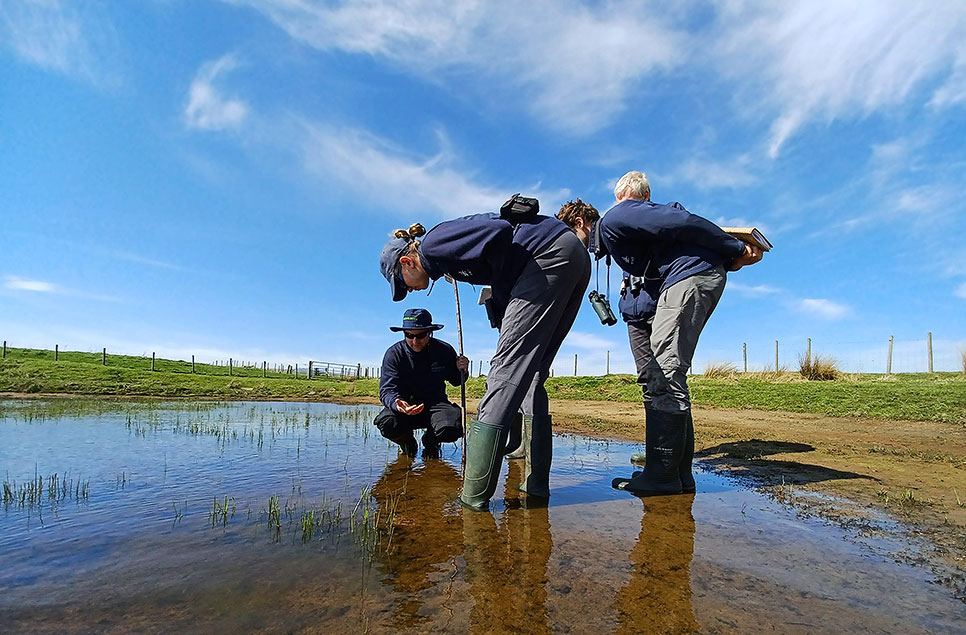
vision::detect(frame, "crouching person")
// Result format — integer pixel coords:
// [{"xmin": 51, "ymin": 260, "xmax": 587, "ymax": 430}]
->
[{"xmin": 375, "ymin": 308, "xmax": 469, "ymax": 459}]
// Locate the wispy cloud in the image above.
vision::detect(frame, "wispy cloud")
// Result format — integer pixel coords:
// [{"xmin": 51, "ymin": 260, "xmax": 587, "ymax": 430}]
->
[
  {"xmin": 712, "ymin": 1, "xmax": 966, "ymax": 157},
  {"xmin": 184, "ymin": 54, "xmax": 248, "ymax": 131},
  {"xmin": 793, "ymin": 298, "xmax": 851, "ymax": 321},
  {"xmin": 3, "ymin": 275, "xmax": 119, "ymax": 302},
  {"xmin": 727, "ymin": 281, "xmax": 782, "ymax": 297},
  {"xmin": 227, "ymin": 0, "xmax": 689, "ymax": 135},
  {"xmin": 3, "ymin": 276, "xmax": 57, "ymax": 292},
  {"xmin": 296, "ymin": 120, "xmax": 568, "ymax": 217},
  {"xmin": 0, "ymin": 1, "xmax": 117, "ymax": 84},
  {"xmin": 562, "ymin": 330, "xmax": 621, "ymax": 351},
  {"xmin": 665, "ymin": 155, "xmax": 758, "ymax": 190}
]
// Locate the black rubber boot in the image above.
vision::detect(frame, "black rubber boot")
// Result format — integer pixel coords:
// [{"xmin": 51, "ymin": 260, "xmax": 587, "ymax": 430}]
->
[
  {"xmin": 612, "ymin": 409, "xmax": 686, "ymax": 495},
  {"xmin": 518, "ymin": 414, "xmax": 552, "ymax": 498},
  {"xmin": 387, "ymin": 432, "xmax": 418, "ymax": 458},
  {"xmin": 421, "ymin": 429, "xmax": 441, "ymax": 459},
  {"xmin": 679, "ymin": 410, "xmax": 695, "ymax": 493},
  {"xmin": 505, "ymin": 413, "xmax": 529, "ymax": 460},
  {"xmin": 460, "ymin": 419, "xmax": 509, "ymax": 511}
]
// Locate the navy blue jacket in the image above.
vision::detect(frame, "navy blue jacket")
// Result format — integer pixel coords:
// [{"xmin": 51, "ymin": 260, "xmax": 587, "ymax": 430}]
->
[
  {"xmin": 599, "ymin": 200, "xmax": 745, "ymax": 293},
  {"xmin": 618, "ymin": 274, "xmax": 658, "ymax": 324},
  {"xmin": 418, "ymin": 213, "xmax": 569, "ymax": 323},
  {"xmin": 379, "ymin": 338, "xmax": 464, "ymax": 412}
]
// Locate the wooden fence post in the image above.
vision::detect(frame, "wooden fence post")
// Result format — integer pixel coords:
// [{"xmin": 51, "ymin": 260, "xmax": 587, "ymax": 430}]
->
[
  {"xmin": 574, "ymin": 353, "xmax": 578, "ymax": 376},
  {"xmin": 807, "ymin": 338, "xmax": 812, "ymax": 366},
  {"xmin": 308, "ymin": 361, "xmax": 313, "ymax": 380},
  {"xmin": 928, "ymin": 332, "xmax": 933, "ymax": 373},
  {"xmin": 229, "ymin": 358, "xmax": 233, "ymax": 376},
  {"xmin": 55, "ymin": 344, "xmax": 59, "ymax": 361},
  {"xmin": 357, "ymin": 363, "xmax": 361, "ymax": 379},
  {"xmin": 775, "ymin": 340, "xmax": 779, "ymax": 372},
  {"xmin": 102, "ymin": 347, "xmax": 106, "ymax": 366},
  {"xmin": 887, "ymin": 336, "xmax": 893, "ymax": 375},
  {"xmin": 3, "ymin": 340, "xmax": 6, "ymax": 359},
  {"xmin": 263, "ymin": 361, "xmax": 266, "ymax": 377},
  {"xmin": 742, "ymin": 342, "xmax": 747, "ymax": 373},
  {"xmin": 152, "ymin": 352, "xmax": 156, "ymax": 372},
  {"xmin": 606, "ymin": 350, "xmax": 610, "ymax": 375}
]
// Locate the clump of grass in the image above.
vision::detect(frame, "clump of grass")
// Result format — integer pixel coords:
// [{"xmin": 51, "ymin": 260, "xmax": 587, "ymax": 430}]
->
[
  {"xmin": 703, "ymin": 361, "xmax": 738, "ymax": 379},
  {"xmin": 798, "ymin": 353, "xmax": 840, "ymax": 381}
]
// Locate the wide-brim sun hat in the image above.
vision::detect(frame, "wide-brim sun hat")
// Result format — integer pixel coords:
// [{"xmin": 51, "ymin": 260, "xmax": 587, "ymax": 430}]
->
[{"xmin": 389, "ymin": 308, "xmax": 444, "ymax": 332}]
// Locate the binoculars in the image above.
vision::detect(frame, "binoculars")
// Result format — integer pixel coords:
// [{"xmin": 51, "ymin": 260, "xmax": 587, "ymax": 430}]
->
[{"xmin": 588, "ymin": 290, "xmax": 617, "ymax": 326}]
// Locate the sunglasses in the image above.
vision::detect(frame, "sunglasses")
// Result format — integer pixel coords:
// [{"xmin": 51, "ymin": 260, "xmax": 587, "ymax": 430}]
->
[{"xmin": 404, "ymin": 331, "xmax": 430, "ymax": 341}]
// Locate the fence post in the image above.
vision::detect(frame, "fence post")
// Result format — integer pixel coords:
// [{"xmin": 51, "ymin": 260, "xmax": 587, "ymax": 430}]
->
[
  {"xmin": 308, "ymin": 361, "xmax": 313, "ymax": 380},
  {"xmin": 3, "ymin": 340, "xmax": 6, "ymax": 359},
  {"xmin": 357, "ymin": 363, "xmax": 361, "ymax": 378},
  {"xmin": 606, "ymin": 350, "xmax": 610, "ymax": 375},
  {"xmin": 807, "ymin": 338, "xmax": 812, "ymax": 367},
  {"xmin": 887, "ymin": 336, "xmax": 893, "ymax": 375},
  {"xmin": 55, "ymin": 344, "xmax": 59, "ymax": 361},
  {"xmin": 927, "ymin": 332, "xmax": 933, "ymax": 373},
  {"xmin": 742, "ymin": 343, "xmax": 747, "ymax": 373},
  {"xmin": 152, "ymin": 352, "xmax": 156, "ymax": 372},
  {"xmin": 229, "ymin": 358, "xmax": 232, "ymax": 376},
  {"xmin": 574, "ymin": 353, "xmax": 578, "ymax": 376},
  {"xmin": 775, "ymin": 340, "xmax": 779, "ymax": 372},
  {"xmin": 102, "ymin": 347, "xmax": 106, "ymax": 366},
  {"xmin": 263, "ymin": 361, "xmax": 266, "ymax": 378}
]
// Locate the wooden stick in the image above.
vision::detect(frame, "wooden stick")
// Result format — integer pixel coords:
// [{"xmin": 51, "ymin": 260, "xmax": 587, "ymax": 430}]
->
[{"xmin": 453, "ymin": 278, "xmax": 467, "ymax": 476}]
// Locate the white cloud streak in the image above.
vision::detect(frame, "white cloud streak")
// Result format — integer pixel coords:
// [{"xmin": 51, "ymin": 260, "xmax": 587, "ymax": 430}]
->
[
  {"xmin": 226, "ymin": 0, "xmax": 688, "ymax": 135},
  {"xmin": 712, "ymin": 1, "xmax": 966, "ymax": 157},
  {"xmin": 4, "ymin": 276, "xmax": 57, "ymax": 292},
  {"xmin": 794, "ymin": 298, "xmax": 851, "ymax": 321},
  {"xmin": 184, "ymin": 54, "xmax": 248, "ymax": 131}
]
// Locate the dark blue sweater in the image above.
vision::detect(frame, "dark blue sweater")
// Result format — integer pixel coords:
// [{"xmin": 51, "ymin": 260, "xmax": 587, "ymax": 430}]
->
[
  {"xmin": 599, "ymin": 200, "xmax": 745, "ymax": 293},
  {"xmin": 418, "ymin": 213, "xmax": 569, "ymax": 322},
  {"xmin": 379, "ymin": 338, "xmax": 463, "ymax": 412}
]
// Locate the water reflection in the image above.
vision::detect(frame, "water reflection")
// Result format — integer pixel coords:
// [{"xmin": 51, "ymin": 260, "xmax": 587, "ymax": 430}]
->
[
  {"xmin": 615, "ymin": 494, "xmax": 698, "ymax": 635},
  {"xmin": 370, "ymin": 456, "xmax": 463, "ymax": 629},
  {"xmin": 462, "ymin": 461, "xmax": 553, "ymax": 634}
]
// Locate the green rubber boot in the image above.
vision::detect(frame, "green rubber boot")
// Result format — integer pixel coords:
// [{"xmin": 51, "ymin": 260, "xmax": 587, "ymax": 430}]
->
[
  {"xmin": 459, "ymin": 419, "xmax": 509, "ymax": 511},
  {"xmin": 505, "ymin": 413, "xmax": 530, "ymax": 460},
  {"xmin": 612, "ymin": 409, "xmax": 685, "ymax": 495},
  {"xmin": 519, "ymin": 414, "xmax": 552, "ymax": 498}
]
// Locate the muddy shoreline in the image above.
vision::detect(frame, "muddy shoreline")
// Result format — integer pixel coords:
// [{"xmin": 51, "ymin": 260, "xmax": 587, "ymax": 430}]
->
[{"xmin": 4, "ymin": 391, "xmax": 964, "ymax": 599}]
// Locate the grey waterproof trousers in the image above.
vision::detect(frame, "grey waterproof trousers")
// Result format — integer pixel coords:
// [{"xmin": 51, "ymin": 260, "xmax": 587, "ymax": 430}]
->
[
  {"xmin": 477, "ymin": 230, "xmax": 591, "ymax": 429},
  {"xmin": 627, "ymin": 266, "xmax": 726, "ymax": 413}
]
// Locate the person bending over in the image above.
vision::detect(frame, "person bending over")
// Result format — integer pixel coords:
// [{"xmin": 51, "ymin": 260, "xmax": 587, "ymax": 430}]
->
[
  {"xmin": 379, "ymin": 196, "xmax": 590, "ymax": 510},
  {"xmin": 376, "ymin": 308, "xmax": 469, "ymax": 459}
]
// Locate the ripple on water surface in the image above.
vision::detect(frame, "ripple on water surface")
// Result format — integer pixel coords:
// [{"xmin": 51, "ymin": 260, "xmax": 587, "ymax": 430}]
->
[{"xmin": 0, "ymin": 398, "xmax": 962, "ymax": 633}]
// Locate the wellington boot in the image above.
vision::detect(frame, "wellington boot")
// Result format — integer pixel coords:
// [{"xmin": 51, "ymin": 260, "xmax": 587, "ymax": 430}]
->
[
  {"xmin": 388, "ymin": 433, "xmax": 418, "ymax": 458},
  {"xmin": 421, "ymin": 429, "xmax": 441, "ymax": 459},
  {"xmin": 679, "ymin": 410, "xmax": 695, "ymax": 493},
  {"xmin": 459, "ymin": 419, "xmax": 509, "ymax": 511},
  {"xmin": 518, "ymin": 414, "xmax": 552, "ymax": 498},
  {"xmin": 505, "ymin": 414, "xmax": 530, "ymax": 460},
  {"xmin": 612, "ymin": 409, "xmax": 686, "ymax": 495}
]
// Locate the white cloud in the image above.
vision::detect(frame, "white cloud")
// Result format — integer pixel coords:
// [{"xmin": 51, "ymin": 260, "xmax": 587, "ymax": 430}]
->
[
  {"xmin": 4, "ymin": 276, "xmax": 57, "ymax": 292},
  {"xmin": 955, "ymin": 282, "xmax": 966, "ymax": 299},
  {"xmin": 297, "ymin": 120, "xmax": 568, "ymax": 217},
  {"xmin": 795, "ymin": 298, "xmax": 851, "ymax": 320},
  {"xmin": 184, "ymin": 54, "xmax": 248, "ymax": 131},
  {"xmin": 562, "ymin": 330, "xmax": 620, "ymax": 351},
  {"xmin": 227, "ymin": 0, "xmax": 688, "ymax": 135},
  {"xmin": 712, "ymin": 1, "xmax": 966, "ymax": 157},
  {"xmin": 0, "ymin": 0, "xmax": 117, "ymax": 84},
  {"xmin": 727, "ymin": 281, "xmax": 782, "ymax": 297},
  {"xmin": 666, "ymin": 155, "xmax": 758, "ymax": 190}
]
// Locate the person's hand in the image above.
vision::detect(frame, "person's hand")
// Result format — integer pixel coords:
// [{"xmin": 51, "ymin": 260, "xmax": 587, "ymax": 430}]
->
[
  {"xmin": 394, "ymin": 399, "xmax": 425, "ymax": 415},
  {"xmin": 456, "ymin": 355, "xmax": 469, "ymax": 373},
  {"xmin": 726, "ymin": 243, "xmax": 764, "ymax": 271}
]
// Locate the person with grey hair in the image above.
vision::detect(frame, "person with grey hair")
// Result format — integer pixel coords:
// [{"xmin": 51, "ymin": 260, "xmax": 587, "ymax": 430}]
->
[{"xmin": 591, "ymin": 170, "xmax": 763, "ymax": 495}]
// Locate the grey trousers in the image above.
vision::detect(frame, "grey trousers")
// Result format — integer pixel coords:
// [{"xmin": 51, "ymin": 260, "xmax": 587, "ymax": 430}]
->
[
  {"xmin": 477, "ymin": 230, "xmax": 591, "ymax": 429},
  {"xmin": 627, "ymin": 266, "xmax": 726, "ymax": 413}
]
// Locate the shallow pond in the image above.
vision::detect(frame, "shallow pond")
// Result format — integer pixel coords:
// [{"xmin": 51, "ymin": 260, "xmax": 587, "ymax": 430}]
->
[{"xmin": 1, "ymin": 399, "xmax": 962, "ymax": 633}]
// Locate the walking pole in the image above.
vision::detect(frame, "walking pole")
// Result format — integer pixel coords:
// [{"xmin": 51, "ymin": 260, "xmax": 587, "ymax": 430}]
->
[{"xmin": 451, "ymin": 276, "xmax": 468, "ymax": 476}]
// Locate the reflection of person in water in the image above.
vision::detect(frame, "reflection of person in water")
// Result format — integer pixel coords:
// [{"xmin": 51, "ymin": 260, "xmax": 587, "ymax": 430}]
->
[
  {"xmin": 370, "ymin": 455, "xmax": 463, "ymax": 629},
  {"xmin": 614, "ymin": 494, "xmax": 699, "ymax": 634},
  {"xmin": 462, "ymin": 461, "xmax": 553, "ymax": 633}
]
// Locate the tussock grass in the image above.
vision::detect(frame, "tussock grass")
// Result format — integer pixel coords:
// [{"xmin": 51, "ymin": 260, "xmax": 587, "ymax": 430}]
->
[
  {"xmin": 703, "ymin": 361, "xmax": 739, "ymax": 379},
  {"xmin": 799, "ymin": 353, "xmax": 841, "ymax": 381}
]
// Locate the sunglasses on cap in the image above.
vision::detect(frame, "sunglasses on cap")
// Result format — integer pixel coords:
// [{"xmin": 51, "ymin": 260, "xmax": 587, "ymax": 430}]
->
[{"xmin": 404, "ymin": 331, "xmax": 431, "ymax": 341}]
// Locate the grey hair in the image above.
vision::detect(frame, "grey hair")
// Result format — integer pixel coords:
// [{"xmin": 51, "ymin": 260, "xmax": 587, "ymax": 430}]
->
[{"xmin": 614, "ymin": 171, "xmax": 650, "ymax": 201}]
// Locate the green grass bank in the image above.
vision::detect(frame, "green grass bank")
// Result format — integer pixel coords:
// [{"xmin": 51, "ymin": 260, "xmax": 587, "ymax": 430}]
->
[{"xmin": 1, "ymin": 347, "xmax": 964, "ymax": 423}]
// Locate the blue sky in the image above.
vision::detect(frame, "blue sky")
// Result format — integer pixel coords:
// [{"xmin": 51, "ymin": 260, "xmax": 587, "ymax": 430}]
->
[{"xmin": 2, "ymin": 1, "xmax": 965, "ymax": 375}]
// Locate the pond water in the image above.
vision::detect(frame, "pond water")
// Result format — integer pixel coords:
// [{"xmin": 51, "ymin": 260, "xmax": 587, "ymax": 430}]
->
[{"xmin": 1, "ymin": 399, "xmax": 962, "ymax": 633}]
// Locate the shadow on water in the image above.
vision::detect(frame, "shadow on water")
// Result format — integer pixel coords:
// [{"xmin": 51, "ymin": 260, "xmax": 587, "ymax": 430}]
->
[{"xmin": 0, "ymin": 399, "xmax": 962, "ymax": 633}]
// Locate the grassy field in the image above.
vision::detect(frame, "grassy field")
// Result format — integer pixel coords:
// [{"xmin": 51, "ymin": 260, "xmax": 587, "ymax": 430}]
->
[{"xmin": 1, "ymin": 347, "xmax": 964, "ymax": 423}]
